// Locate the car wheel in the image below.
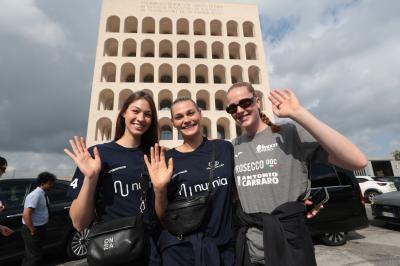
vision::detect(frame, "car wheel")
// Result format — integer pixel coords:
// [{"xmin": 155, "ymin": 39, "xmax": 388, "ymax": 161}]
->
[
  {"xmin": 365, "ymin": 190, "xmax": 381, "ymax": 203},
  {"xmin": 319, "ymin": 232, "xmax": 347, "ymax": 246},
  {"xmin": 66, "ymin": 228, "xmax": 90, "ymax": 260}
]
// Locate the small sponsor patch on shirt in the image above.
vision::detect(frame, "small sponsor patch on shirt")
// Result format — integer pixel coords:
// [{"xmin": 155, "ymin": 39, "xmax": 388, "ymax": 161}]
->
[{"xmin": 108, "ymin": 166, "xmax": 127, "ymax": 173}]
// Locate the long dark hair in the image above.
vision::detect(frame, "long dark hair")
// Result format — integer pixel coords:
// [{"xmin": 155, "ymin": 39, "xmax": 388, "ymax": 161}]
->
[
  {"xmin": 228, "ymin": 82, "xmax": 281, "ymax": 133},
  {"xmin": 114, "ymin": 90, "xmax": 159, "ymax": 149}
]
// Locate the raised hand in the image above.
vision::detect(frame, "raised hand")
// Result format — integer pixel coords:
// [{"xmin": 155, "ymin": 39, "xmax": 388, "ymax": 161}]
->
[
  {"xmin": 64, "ymin": 136, "xmax": 101, "ymax": 179},
  {"xmin": 144, "ymin": 143, "xmax": 173, "ymax": 191},
  {"xmin": 268, "ymin": 88, "xmax": 301, "ymax": 118}
]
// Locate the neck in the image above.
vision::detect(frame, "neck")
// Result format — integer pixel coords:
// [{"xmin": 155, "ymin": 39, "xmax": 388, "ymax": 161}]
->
[
  {"xmin": 116, "ymin": 132, "xmax": 141, "ymax": 148},
  {"xmin": 179, "ymin": 132, "xmax": 204, "ymax": 152},
  {"xmin": 245, "ymin": 118, "xmax": 268, "ymax": 136}
]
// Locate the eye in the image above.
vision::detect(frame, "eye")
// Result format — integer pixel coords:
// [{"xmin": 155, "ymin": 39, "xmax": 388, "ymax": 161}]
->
[
  {"xmin": 174, "ymin": 114, "xmax": 183, "ymax": 120},
  {"xmin": 144, "ymin": 112, "xmax": 152, "ymax": 118},
  {"xmin": 131, "ymin": 109, "xmax": 139, "ymax": 114}
]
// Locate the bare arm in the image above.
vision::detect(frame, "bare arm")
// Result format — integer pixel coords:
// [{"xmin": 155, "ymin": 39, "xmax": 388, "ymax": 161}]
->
[
  {"xmin": 64, "ymin": 136, "xmax": 101, "ymax": 231},
  {"xmin": 22, "ymin": 208, "xmax": 36, "ymax": 235},
  {"xmin": 144, "ymin": 144, "xmax": 173, "ymax": 220},
  {"xmin": 269, "ymin": 89, "xmax": 368, "ymax": 170}
]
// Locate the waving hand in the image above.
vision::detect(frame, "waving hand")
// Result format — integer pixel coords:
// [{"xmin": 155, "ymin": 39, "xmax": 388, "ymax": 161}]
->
[{"xmin": 144, "ymin": 144, "xmax": 173, "ymax": 191}]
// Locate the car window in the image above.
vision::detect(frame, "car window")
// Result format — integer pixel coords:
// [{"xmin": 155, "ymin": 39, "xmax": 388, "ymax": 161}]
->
[
  {"xmin": 0, "ymin": 181, "xmax": 32, "ymax": 209},
  {"xmin": 356, "ymin": 178, "xmax": 368, "ymax": 183},
  {"xmin": 47, "ymin": 182, "xmax": 70, "ymax": 204},
  {"xmin": 309, "ymin": 163, "xmax": 341, "ymax": 187}
]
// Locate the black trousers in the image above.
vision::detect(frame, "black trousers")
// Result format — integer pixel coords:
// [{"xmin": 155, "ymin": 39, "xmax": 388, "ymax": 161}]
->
[{"xmin": 21, "ymin": 224, "xmax": 46, "ymax": 266}]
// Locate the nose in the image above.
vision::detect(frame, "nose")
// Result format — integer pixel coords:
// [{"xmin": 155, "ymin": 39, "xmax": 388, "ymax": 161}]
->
[{"xmin": 137, "ymin": 112, "xmax": 145, "ymax": 121}]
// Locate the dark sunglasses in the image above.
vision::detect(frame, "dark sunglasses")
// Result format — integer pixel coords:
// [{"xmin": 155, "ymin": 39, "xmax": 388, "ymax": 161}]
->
[{"xmin": 225, "ymin": 97, "xmax": 256, "ymax": 114}]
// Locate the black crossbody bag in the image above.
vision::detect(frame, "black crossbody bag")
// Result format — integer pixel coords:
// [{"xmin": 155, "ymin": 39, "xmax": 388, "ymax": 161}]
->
[
  {"xmin": 163, "ymin": 141, "xmax": 216, "ymax": 239},
  {"xmin": 86, "ymin": 166, "xmax": 149, "ymax": 266}
]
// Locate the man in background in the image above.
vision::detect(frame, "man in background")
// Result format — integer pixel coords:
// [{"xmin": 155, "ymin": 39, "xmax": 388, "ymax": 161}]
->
[
  {"xmin": 21, "ymin": 172, "xmax": 55, "ymax": 266},
  {"xmin": 0, "ymin": 156, "xmax": 14, "ymax": 237}
]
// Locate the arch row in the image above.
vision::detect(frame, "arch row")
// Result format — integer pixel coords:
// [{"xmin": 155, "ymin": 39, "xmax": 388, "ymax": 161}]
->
[
  {"xmin": 103, "ymin": 38, "xmax": 259, "ymax": 61},
  {"xmin": 106, "ymin": 16, "xmax": 255, "ymax": 37},
  {"xmin": 101, "ymin": 62, "xmax": 261, "ymax": 85}
]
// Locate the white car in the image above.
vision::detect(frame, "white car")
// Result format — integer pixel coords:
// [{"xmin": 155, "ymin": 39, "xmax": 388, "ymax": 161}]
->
[{"xmin": 356, "ymin": 176, "xmax": 397, "ymax": 202}]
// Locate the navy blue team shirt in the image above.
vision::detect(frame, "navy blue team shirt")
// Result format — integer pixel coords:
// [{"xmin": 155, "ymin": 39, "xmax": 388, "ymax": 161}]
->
[
  {"xmin": 159, "ymin": 138, "xmax": 235, "ymax": 265},
  {"xmin": 67, "ymin": 141, "xmax": 156, "ymax": 226}
]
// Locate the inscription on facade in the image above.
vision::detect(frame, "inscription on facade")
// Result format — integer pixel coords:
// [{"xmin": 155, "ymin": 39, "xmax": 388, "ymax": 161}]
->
[{"xmin": 140, "ymin": 1, "xmax": 224, "ymax": 15}]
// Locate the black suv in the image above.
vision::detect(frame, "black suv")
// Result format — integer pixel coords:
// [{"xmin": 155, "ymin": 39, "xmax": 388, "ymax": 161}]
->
[
  {"xmin": 306, "ymin": 163, "xmax": 369, "ymax": 246},
  {"xmin": 0, "ymin": 178, "xmax": 88, "ymax": 264}
]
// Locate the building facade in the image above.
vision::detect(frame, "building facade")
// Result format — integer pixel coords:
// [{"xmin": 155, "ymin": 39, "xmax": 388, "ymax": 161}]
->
[{"xmin": 86, "ymin": 0, "xmax": 272, "ymax": 147}]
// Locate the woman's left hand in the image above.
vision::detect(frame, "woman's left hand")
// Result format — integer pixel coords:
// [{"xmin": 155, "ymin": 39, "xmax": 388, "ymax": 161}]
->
[
  {"xmin": 304, "ymin": 199, "xmax": 324, "ymax": 219},
  {"xmin": 268, "ymin": 88, "xmax": 301, "ymax": 118}
]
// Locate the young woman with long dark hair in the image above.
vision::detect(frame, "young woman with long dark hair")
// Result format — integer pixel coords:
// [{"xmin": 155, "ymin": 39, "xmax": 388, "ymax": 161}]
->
[{"xmin": 64, "ymin": 90, "xmax": 160, "ymax": 265}]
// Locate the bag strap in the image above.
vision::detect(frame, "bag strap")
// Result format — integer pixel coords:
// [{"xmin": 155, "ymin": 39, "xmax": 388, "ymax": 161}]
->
[
  {"xmin": 206, "ymin": 140, "xmax": 216, "ymax": 198},
  {"xmin": 139, "ymin": 160, "xmax": 150, "ymax": 213}
]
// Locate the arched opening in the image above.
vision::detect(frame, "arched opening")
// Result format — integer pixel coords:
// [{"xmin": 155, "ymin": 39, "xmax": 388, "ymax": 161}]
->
[
  {"xmin": 119, "ymin": 89, "xmax": 132, "ymax": 110},
  {"xmin": 210, "ymin": 20, "xmax": 222, "ymax": 36},
  {"xmin": 229, "ymin": 42, "xmax": 241, "ymax": 59},
  {"xmin": 201, "ymin": 118, "xmax": 211, "ymax": 138},
  {"xmin": 249, "ymin": 66, "xmax": 261, "ymax": 84},
  {"xmin": 177, "ymin": 90, "xmax": 191, "ymax": 99},
  {"xmin": 217, "ymin": 118, "xmax": 230, "ymax": 139},
  {"xmin": 193, "ymin": 19, "xmax": 206, "ymax": 35},
  {"xmin": 159, "ymin": 64, "xmax": 173, "ymax": 83},
  {"xmin": 101, "ymin": 63, "xmax": 116, "ymax": 82},
  {"xmin": 124, "ymin": 16, "xmax": 138, "ymax": 33},
  {"xmin": 95, "ymin": 118, "xmax": 112, "ymax": 141},
  {"xmin": 227, "ymin": 20, "xmax": 238, "ymax": 36},
  {"xmin": 159, "ymin": 90, "xmax": 173, "ymax": 111},
  {"xmin": 231, "ymin": 66, "xmax": 243, "ymax": 84},
  {"xmin": 177, "ymin": 40, "xmax": 190, "ymax": 58},
  {"xmin": 159, "ymin": 40, "xmax": 172, "ymax": 58},
  {"xmin": 160, "ymin": 125, "xmax": 173, "ymax": 140},
  {"xmin": 196, "ymin": 90, "xmax": 210, "ymax": 110},
  {"xmin": 106, "ymin": 16, "xmax": 120, "ymax": 32},
  {"xmin": 177, "ymin": 18, "xmax": 189, "ymax": 35},
  {"xmin": 159, "ymin": 18, "xmax": 172, "ymax": 34},
  {"xmin": 194, "ymin": 41, "xmax": 207, "ymax": 59},
  {"xmin": 120, "ymin": 63, "xmax": 135, "ymax": 82},
  {"xmin": 140, "ymin": 64, "xmax": 154, "ymax": 83},
  {"xmin": 141, "ymin": 39, "xmax": 155, "ymax": 57},
  {"xmin": 245, "ymin": 43, "xmax": 257, "ymax": 60},
  {"xmin": 177, "ymin": 64, "xmax": 190, "ymax": 83},
  {"xmin": 104, "ymin": 38, "xmax": 118, "ymax": 56},
  {"xmin": 122, "ymin": 39, "xmax": 136, "ymax": 57},
  {"xmin": 215, "ymin": 90, "xmax": 227, "ymax": 110},
  {"xmin": 213, "ymin": 65, "xmax": 226, "ymax": 84},
  {"xmin": 243, "ymin": 21, "xmax": 254, "ymax": 37},
  {"xmin": 211, "ymin": 42, "xmax": 223, "ymax": 59},
  {"xmin": 98, "ymin": 89, "xmax": 114, "ymax": 111},
  {"xmin": 142, "ymin": 17, "xmax": 155, "ymax": 33},
  {"xmin": 195, "ymin": 65, "xmax": 208, "ymax": 83}
]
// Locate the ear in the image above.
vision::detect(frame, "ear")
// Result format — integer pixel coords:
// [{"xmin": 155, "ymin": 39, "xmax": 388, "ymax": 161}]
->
[{"xmin": 256, "ymin": 97, "xmax": 261, "ymax": 109}]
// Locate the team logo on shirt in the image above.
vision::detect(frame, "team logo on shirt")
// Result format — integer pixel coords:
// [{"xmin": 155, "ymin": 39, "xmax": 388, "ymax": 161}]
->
[
  {"xmin": 207, "ymin": 161, "xmax": 224, "ymax": 170},
  {"xmin": 234, "ymin": 152, "xmax": 243, "ymax": 158},
  {"xmin": 108, "ymin": 166, "xmax": 127, "ymax": 173},
  {"xmin": 172, "ymin": 170, "xmax": 188, "ymax": 179},
  {"xmin": 256, "ymin": 143, "xmax": 278, "ymax": 153}
]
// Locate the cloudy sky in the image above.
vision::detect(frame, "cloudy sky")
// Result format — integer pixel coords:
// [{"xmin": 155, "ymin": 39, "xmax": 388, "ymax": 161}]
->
[{"xmin": 0, "ymin": 0, "xmax": 399, "ymax": 178}]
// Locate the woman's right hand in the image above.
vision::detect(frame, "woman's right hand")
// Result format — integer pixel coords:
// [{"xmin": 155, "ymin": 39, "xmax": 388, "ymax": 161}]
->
[
  {"xmin": 64, "ymin": 136, "xmax": 101, "ymax": 179},
  {"xmin": 144, "ymin": 143, "xmax": 173, "ymax": 192}
]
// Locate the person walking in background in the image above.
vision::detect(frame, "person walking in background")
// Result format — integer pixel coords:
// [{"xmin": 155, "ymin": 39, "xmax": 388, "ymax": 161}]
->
[
  {"xmin": 21, "ymin": 172, "xmax": 55, "ymax": 266},
  {"xmin": 64, "ymin": 90, "xmax": 160, "ymax": 265},
  {"xmin": 0, "ymin": 156, "xmax": 14, "ymax": 237},
  {"xmin": 225, "ymin": 82, "xmax": 367, "ymax": 266},
  {"xmin": 146, "ymin": 97, "xmax": 236, "ymax": 265}
]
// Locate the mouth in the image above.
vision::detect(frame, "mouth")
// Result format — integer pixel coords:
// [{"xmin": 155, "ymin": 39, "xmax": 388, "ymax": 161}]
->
[
  {"xmin": 181, "ymin": 122, "xmax": 198, "ymax": 130},
  {"xmin": 131, "ymin": 123, "xmax": 146, "ymax": 131}
]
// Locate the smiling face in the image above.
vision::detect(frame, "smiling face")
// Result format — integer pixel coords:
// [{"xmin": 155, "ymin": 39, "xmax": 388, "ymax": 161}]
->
[
  {"xmin": 171, "ymin": 99, "xmax": 202, "ymax": 139},
  {"xmin": 226, "ymin": 85, "xmax": 261, "ymax": 132},
  {"xmin": 122, "ymin": 98, "xmax": 153, "ymax": 138}
]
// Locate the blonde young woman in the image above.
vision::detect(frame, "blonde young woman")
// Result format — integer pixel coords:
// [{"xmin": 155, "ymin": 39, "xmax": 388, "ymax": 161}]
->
[
  {"xmin": 145, "ymin": 98, "xmax": 235, "ymax": 266},
  {"xmin": 225, "ymin": 82, "xmax": 368, "ymax": 266}
]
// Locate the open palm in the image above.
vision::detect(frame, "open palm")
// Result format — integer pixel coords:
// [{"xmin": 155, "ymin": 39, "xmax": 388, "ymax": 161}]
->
[
  {"xmin": 268, "ymin": 88, "xmax": 301, "ymax": 118},
  {"xmin": 64, "ymin": 136, "xmax": 101, "ymax": 179},
  {"xmin": 144, "ymin": 144, "xmax": 173, "ymax": 190}
]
